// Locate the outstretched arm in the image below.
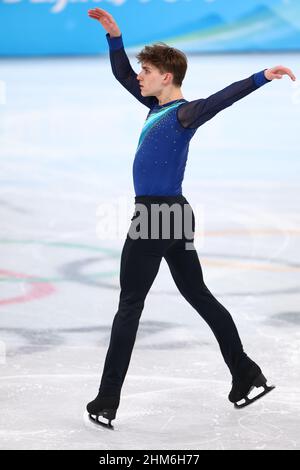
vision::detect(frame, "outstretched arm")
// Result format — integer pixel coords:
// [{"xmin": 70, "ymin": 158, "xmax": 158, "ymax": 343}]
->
[
  {"xmin": 178, "ymin": 66, "xmax": 296, "ymax": 129},
  {"xmin": 88, "ymin": 8, "xmax": 158, "ymax": 109}
]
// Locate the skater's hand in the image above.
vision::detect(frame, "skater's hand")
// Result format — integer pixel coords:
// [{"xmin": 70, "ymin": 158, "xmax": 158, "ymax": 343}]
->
[
  {"xmin": 264, "ymin": 65, "xmax": 296, "ymax": 81},
  {"xmin": 88, "ymin": 7, "xmax": 121, "ymax": 38}
]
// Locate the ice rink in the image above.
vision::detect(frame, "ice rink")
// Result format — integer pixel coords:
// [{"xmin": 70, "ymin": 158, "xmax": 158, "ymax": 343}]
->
[{"xmin": 0, "ymin": 51, "xmax": 300, "ymax": 450}]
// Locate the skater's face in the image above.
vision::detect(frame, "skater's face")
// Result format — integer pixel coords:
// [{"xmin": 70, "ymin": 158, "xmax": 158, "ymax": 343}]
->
[{"xmin": 137, "ymin": 62, "xmax": 174, "ymax": 97}]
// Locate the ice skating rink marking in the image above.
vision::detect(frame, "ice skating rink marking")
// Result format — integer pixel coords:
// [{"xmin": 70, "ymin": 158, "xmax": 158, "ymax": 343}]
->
[
  {"xmin": 0, "ymin": 239, "xmax": 120, "ymax": 305},
  {"xmin": 0, "ymin": 269, "xmax": 55, "ymax": 306},
  {"xmin": 203, "ymin": 229, "xmax": 300, "ymax": 237},
  {"xmin": 1, "ymin": 236, "xmax": 300, "ymax": 279},
  {"xmin": 0, "ymin": 238, "xmax": 119, "ymax": 256},
  {"xmin": 1, "ymin": 236, "xmax": 300, "ymax": 302},
  {"xmin": 0, "ymin": 238, "xmax": 119, "ymax": 285}
]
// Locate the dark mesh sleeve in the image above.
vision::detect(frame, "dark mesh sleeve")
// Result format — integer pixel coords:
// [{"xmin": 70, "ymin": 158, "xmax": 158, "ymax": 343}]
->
[
  {"xmin": 177, "ymin": 75, "xmax": 260, "ymax": 129},
  {"xmin": 107, "ymin": 34, "xmax": 158, "ymax": 109}
]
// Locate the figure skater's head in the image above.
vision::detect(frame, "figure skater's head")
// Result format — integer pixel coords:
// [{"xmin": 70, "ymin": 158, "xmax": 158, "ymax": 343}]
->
[{"xmin": 136, "ymin": 42, "xmax": 187, "ymax": 97}]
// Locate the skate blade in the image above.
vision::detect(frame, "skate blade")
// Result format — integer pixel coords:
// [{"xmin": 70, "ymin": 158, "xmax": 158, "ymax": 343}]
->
[
  {"xmin": 234, "ymin": 384, "xmax": 275, "ymax": 409},
  {"xmin": 88, "ymin": 413, "xmax": 114, "ymax": 430}
]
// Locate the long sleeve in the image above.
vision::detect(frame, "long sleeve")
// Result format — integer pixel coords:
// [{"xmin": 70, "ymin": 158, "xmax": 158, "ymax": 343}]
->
[
  {"xmin": 177, "ymin": 69, "xmax": 272, "ymax": 129},
  {"xmin": 105, "ymin": 33, "xmax": 158, "ymax": 109}
]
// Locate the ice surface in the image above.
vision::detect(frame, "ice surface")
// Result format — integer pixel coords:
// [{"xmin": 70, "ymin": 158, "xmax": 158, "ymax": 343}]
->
[{"xmin": 0, "ymin": 52, "xmax": 300, "ymax": 450}]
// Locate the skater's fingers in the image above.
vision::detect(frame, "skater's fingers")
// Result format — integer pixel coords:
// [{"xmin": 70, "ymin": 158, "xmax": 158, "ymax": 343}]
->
[
  {"xmin": 281, "ymin": 67, "xmax": 293, "ymax": 77},
  {"xmin": 88, "ymin": 12, "xmax": 111, "ymax": 23},
  {"xmin": 286, "ymin": 69, "xmax": 297, "ymax": 81},
  {"xmin": 95, "ymin": 7, "xmax": 113, "ymax": 18},
  {"xmin": 274, "ymin": 66, "xmax": 297, "ymax": 81},
  {"xmin": 88, "ymin": 10, "xmax": 100, "ymax": 16},
  {"xmin": 88, "ymin": 9, "xmax": 105, "ymax": 18},
  {"xmin": 88, "ymin": 10, "xmax": 111, "ymax": 21},
  {"xmin": 88, "ymin": 13, "xmax": 101, "ymax": 20}
]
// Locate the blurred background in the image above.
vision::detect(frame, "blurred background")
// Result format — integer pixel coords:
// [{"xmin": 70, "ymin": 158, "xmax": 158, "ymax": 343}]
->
[
  {"xmin": 0, "ymin": 0, "xmax": 300, "ymax": 451},
  {"xmin": 1, "ymin": 0, "xmax": 300, "ymax": 55}
]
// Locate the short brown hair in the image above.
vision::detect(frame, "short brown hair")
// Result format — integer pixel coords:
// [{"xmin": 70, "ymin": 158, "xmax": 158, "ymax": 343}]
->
[{"xmin": 136, "ymin": 42, "xmax": 187, "ymax": 88}]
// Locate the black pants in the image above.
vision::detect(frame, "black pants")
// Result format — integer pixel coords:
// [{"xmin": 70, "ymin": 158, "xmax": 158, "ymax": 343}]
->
[{"xmin": 98, "ymin": 195, "xmax": 250, "ymax": 398}]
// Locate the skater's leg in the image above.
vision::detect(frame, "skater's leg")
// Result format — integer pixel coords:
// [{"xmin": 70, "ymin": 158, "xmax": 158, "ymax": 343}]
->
[
  {"xmin": 87, "ymin": 195, "xmax": 186, "ymax": 424},
  {"xmin": 164, "ymin": 238, "xmax": 249, "ymax": 377},
  {"xmin": 98, "ymin": 235, "xmax": 163, "ymax": 398}
]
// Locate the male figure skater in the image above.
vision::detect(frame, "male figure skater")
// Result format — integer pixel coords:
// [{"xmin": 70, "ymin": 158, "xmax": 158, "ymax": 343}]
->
[{"xmin": 87, "ymin": 7, "xmax": 296, "ymax": 428}]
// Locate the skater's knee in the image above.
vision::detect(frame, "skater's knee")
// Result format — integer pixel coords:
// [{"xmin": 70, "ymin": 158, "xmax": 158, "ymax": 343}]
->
[
  {"xmin": 179, "ymin": 284, "xmax": 213, "ymax": 304},
  {"xmin": 117, "ymin": 296, "xmax": 145, "ymax": 319}
]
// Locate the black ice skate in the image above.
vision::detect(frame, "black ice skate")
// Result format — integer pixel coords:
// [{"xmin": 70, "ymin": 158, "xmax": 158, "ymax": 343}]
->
[
  {"xmin": 229, "ymin": 365, "xmax": 275, "ymax": 409},
  {"xmin": 86, "ymin": 394, "xmax": 120, "ymax": 429}
]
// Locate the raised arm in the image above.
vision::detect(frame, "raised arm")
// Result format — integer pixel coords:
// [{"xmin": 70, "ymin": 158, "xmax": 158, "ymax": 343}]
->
[
  {"xmin": 88, "ymin": 8, "xmax": 158, "ymax": 109},
  {"xmin": 178, "ymin": 66, "xmax": 296, "ymax": 129}
]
